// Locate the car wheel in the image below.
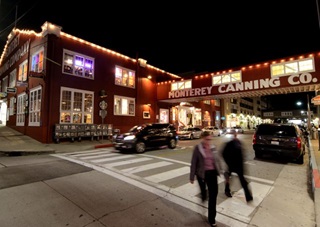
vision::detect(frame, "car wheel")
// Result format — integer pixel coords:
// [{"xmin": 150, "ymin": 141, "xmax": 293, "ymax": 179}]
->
[
  {"xmin": 135, "ymin": 142, "xmax": 146, "ymax": 153},
  {"xmin": 168, "ymin": 139, "xmax": 177, "ymax": 149},
  {"xmin": 296, "ymin": 154, "xmax": 304, "ymax": 164},
  {"xmin": 255, "ymin": 150, "xmax": 262, "ymax": 159}
]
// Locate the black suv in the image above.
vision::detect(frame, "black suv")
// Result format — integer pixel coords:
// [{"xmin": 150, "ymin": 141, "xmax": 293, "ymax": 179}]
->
[
  {"xmin": 252, "ymin": 123, "xmax": 306, "ymax": 164},
  {"xmin": 113, "ymin": 123, "xmax": 178, "ymax": 153}
]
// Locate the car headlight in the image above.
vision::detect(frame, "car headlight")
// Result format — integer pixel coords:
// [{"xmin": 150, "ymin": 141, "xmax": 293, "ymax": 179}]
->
[{"xmin": 124, "ymin": 135, "xmax": 136, "ymax": 141}]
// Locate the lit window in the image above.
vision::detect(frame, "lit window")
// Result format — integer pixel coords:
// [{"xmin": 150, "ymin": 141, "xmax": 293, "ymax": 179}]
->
[
  {"xmin": 18, "ymin": 60, "xmax": 28, "ymax": 82},
  {"xmin": 271, "ymin": 57, "xmax": 314, "ymax": 77},
  {"xmin": 60, "ymin": 87, "xmax": 94, "ymax": 123},
  {"xmin": 212, "ymin": 71, "xmax": 242, "ymax": 85},
  {"xmin": 115, "ymin": 66, "xmax": 135, "ymax": 88},
  {"xmin": 62, "ymin": 49, "xmax": 94, "ymax": 79},
  {"xmin": 31, "ymin": 47, "xmax": 44, "ymax": 73},
  {"xmin": 171, "ymin": 79, "xmax": 192, "ymax": 91},
  {"xmin": 114, "ymin": 95, "xmax": 135, "ymax": 116}
]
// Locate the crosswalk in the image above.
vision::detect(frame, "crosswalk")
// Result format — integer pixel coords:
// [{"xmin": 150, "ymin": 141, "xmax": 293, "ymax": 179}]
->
[{"xmin": 52, "ymin": 148, "xmax": 275, "ymax": 227}]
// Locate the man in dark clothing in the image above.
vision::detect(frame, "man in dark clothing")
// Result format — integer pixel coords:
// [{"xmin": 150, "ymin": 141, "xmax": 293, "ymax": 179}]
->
[{"xmin": 221, "ymin": 131, "xmax": 253, "ymax": 202}]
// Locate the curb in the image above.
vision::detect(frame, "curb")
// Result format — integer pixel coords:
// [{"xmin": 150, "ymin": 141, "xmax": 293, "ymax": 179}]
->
[{"xmin": 309, "ymin": 139, "xmax": 320, "ymax": 227}]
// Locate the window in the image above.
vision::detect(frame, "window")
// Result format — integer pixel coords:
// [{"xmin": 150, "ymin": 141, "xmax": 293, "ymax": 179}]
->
[
  {"xmin": 18, "ymin": 60, "xmax": 28, "ymax": 82},
  {"xmin": 60, "ymin": 87, "xmax": 93, "ymax": 123},
  {"xmin": 271, "ymin": 57, "xmax": 315, "ymax": 77},
  {"xmin": 31, "ymin": 47, "xmax": 44, "ymax": 73},
  {"xmin": 115, "ymin": 66, "xmax": 135, "ymax": 88},
  {"xmin": 62, "ymin": 49, "xmax": 94, "ymax": 79},
  {"xmin": 212, "ymin": 71, "xmax": 241, "ymax": 85},
  {"xmin": 29, "ymin": 86, "xmax": 42, "ymax": 126},
  {"xmin": 203, "ymin": 100, "xmax": 210, "ymax": 105},
  {"xmin": 9, "ymin": 97, "xmax": 15, "ymax": 116},
  {"xmin": 9, "ymin": 69, "xmax": 16, "ymax": 87},
  {"xmin": 2, "ymin": 76, "xmax": 8, "ymax": 93},
  {"xmin": 16, "ymin": 92, "xmax": 27, "ymax": 126},
  {"xmin": 171, "ymin": 79, "xmax": 192, "ymax": 91},
  {"xmin": 114, "ymin": 95, "xmax": 135, "ymax": 116}
]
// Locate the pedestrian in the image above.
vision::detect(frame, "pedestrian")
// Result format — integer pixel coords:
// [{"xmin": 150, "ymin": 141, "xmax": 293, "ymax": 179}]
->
[
  {"xmin": 190, "ymin": 130, "xmax": 224, "ymax": 227},
  {"xmin": 221, "ymin": 131, "xmax": 253, "ymax": 202}
]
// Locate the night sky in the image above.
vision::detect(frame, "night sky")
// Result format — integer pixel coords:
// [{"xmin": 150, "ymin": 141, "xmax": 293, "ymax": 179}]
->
[{"xmin": 1, "ymin": 1, "xmax": 320, "ymax": 109}]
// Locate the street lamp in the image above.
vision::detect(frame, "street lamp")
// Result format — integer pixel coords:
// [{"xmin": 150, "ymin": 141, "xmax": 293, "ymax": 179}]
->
[{"xmin": 296, "ymin": 101, "xmax": 302, "ymax": 106}]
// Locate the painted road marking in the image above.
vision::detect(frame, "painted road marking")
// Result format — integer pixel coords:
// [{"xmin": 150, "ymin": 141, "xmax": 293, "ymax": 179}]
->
[
  {"xmin": 121, "ymin": 161, "xmax": 173, "ymax": 174},
  {"xmin": 52, "ymin": 149, "xmax": 275, "ymax": 227},
  {"xmin": 102, "ymin": 157, "xmax": 153, "ymax": 167},
  {"xmin": 144, "ymin": 166, "xmax": 190, "ymax": 183}
]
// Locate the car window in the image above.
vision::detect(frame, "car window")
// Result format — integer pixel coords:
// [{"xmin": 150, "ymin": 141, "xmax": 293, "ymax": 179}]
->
[{"xmin": 257, "ymin": 125, "xmax": 297, "ymax": 137}]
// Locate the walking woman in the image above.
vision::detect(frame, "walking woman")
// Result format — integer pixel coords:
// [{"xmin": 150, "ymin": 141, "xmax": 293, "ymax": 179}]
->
[{"xmin": 190, "ymin": 131, "xmax": 224, "ymax": 227}]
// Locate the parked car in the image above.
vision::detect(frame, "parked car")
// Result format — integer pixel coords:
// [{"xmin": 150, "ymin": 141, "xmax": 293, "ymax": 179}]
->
[
  {"xmin": 177, "ymin": 126, "xmax": 202, "ymax": 140},
  {"xmin": 226, "ymin": 126, "xmax": 244, "ymax": 134},
  {"xmin": 252, "ymin": 123, "xmax": 306, "ymax": 164},
  {"xmin": 202, "ymin": 126, "xmax": 221, "ymax": 136},
  {"xmin": 113, "ymin": 123, "xmax": 178, "ymax": 153}
]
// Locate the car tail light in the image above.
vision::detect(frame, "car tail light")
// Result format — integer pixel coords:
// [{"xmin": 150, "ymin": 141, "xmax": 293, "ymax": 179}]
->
[
  {"xmin": 252, "ymin": 133, "xmax": 256, "ymax": 145},
  {"xmin": 296, "ymin": 137, "xmax": 301, "ymax": 149}
]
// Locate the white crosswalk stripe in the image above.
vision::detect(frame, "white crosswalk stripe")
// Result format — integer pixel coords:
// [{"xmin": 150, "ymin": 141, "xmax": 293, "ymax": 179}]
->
[
  {"xmin": 102, "ymin": 157, "xmax": 153, "ymax": 167},
  {"xmin": 52, "ymin": 148, "xmax": 275, "ymax": 227},
  {"xmin": 144, "ymin": 166, "xmax": 190, "ymax": 183},
  {"xmin": 121, "ymin": 161, "xmax": 173, "ymax": 174}
]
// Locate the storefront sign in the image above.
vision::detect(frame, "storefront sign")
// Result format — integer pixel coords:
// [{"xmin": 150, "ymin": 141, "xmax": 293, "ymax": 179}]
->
[
  {"xmin": 6, "ymin": 87, "xmax": 16, "ymax": 93},
  {"xmin": 168, "ymin": 73, "xmax": 316, "ymax": 99}
]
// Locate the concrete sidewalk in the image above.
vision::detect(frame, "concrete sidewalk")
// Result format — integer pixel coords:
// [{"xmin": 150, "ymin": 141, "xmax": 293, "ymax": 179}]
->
[
  {"xmin": 0, "ymin": 125, "xmax": 320, "ymax": 226},
  {"xmin": 0, "ymin": 125, "xmax": 113, "ymax": 155}
]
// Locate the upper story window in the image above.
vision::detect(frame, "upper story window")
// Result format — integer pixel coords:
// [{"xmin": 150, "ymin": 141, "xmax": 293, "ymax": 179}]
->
[
  {"xmin": 9, "ymin": 69, "xmax": 16, "ymax": 87},
  {"xmin": 115, "ymin": 66, "xmax": 135, "ymax": 88},
  {"xmin": 212, "ymin": 71, "xmax": 241, "ymax": 85},
  {"xmin": 31, "ymin": 47, "xmax": 44, "ymax": 73},
  {"xmin": 171, "ymin": 79, "xmax": 192, "ymax": 91},
  {"xmin": 114, "ymin": 95, "xmax": 135, "ymax": 116},
  {"xmin": 18, "ymin": 60, "xmax": 28, "ymax": 82},
  {"xmin": 60, "ymin": 87, "xmax": 94, "ymax": 123},
  {"xmin": 271, "ymin": 57, "xmax": 314, "ymax": 77},
  {"xmin": 2, "ymin": 76, "xmax": 8, "ymax": 93},
  {"xmin": 62, "ymin": 49, "xmax": 94, "ymax": 79}
]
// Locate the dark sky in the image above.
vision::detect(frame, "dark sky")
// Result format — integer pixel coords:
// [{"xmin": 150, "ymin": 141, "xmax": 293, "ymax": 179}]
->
[
  {"xmin": 1, "ymin": 1, "xmax": 320, "ymax": 110},
  {"xmin": 1, "ymin": 0, "xmax": 320, "ymax": 75}
]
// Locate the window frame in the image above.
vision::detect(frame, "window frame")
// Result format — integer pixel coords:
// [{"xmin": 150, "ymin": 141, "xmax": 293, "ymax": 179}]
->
[
  {"xmin": 28, "ymin": 85, "xmax": 42, "ymax": 126},
  {"xmin": 31, "ymin": 47, "xmax": 44, "ymax": 73},
  {"xmin": 60, "ymin": 87, "xmax": 94, "ymax": 124},
  {"xmin": 62, "ymin": 49, "xmax": 95, "ymax": 80},
  {"xmin": 171, "ymin": 79, "xmax": 192, "ymax": 91},
  {"xmin": 16, "ymin": 92, "xmax": 27, "ymax": 126},
  {"xmin": 271, "ymin": 57, "xmax": 315, "ymax": 77},
  {"xmin": 114, "ymin": 95, "xmax": 135, "ymax": 116},
  {"xmin": 115, "ymin": 65, "xmax": 136, "ymax": 88}
]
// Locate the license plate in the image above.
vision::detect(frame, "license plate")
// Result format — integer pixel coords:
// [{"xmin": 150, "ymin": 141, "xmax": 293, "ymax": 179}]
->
[{"xmin": 271, "ymin": 141, "xmax": 279, "ymax": 145}]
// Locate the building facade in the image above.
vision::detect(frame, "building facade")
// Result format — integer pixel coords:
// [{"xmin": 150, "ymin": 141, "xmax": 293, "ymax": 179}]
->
[{"xmin": 1, "ymin": 22, "xmax": 319, "ymax": 143}]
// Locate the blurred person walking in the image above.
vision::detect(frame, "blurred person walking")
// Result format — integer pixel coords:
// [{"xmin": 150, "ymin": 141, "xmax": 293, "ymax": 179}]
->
[
  {"xmin": 190, "ymin": 131, "xmax": 224, "ymax": 227},
  {"xmin": 221, "ymin": 131, "xmax": 253, "ymax": 202}
]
